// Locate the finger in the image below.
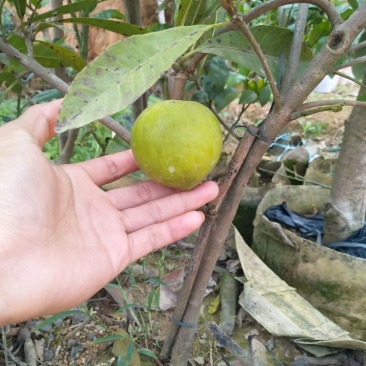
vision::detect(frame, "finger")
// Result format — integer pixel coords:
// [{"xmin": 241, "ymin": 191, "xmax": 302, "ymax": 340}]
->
[
  {"xmin": 16, "ymin": 99, "xmax": 63, "ymax": 146},
  {"xmin": 68, "ymin": 149, "xmax": 139, "ymax": 186},
  {"xmin": 127, "ymin": 211, "xmax": 205, "ymax": 263},
  {"xmin": 107, "ymin": 180, "xmax": 178, "ymax": 211},
  {"xmin": 121, "ymin": 181, "xmax": 219, "ymax": 234}
]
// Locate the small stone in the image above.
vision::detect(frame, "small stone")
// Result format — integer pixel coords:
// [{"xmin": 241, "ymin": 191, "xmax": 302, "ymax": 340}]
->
[
  {"xmin": 71, "ymin": 346, "xmax": 84, "ymax": 359},
  {"xmin": 67, "ymin": 339, "xmax": 77, "ymax": 347},
  {"xmin": 43, "ymin": 349, "xmax": 54, "ymax": 361},
  {"xmin": 87, "ymin": 333, "xmax": 97, "ymax": 341}
]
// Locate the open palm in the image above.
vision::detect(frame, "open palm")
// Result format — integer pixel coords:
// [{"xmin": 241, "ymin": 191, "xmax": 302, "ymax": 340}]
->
[{"xmin": 0, "ymin": 100, "xmax": 218, "ymax": 325}]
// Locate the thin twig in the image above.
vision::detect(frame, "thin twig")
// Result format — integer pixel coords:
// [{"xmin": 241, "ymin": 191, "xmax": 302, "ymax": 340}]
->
[
  {"xmin": 281, "ymin": 4, "xmax": 309, "ymax": 92},
  {"xmin": 330, "ymin": 55, "xmax": 366, "ymax": 72},
  {"xmin": 298, "ymin": 99, "xmax": 366, "ymax": 111},
  {"xmin": 228, "ymin": 12, "xmax": 282, "ymax": 111},
  {"xmin": 0, "ymin": 38, "xmax": 131, "ymax": 144},
  {"xmin": 242, "ymin": 0, "xmax": 342, "ymax": 28},
  {"xmin": 333, "ymin": 71, "xmax": 366, "ymax": 89},
  {"xmin": 349, "ymin": 40, "xmax": 366, "ymax": 52},
  {"xmin": 64, "ymin": 316, "xmax": 90, "ymax": 342},
  {"xmin": 291, "ymin": 105, "xmax": 344, "ymax": 119}
]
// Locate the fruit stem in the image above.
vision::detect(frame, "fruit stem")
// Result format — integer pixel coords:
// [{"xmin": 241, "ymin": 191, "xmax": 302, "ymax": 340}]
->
[{"xmin": 170, "ymin": 71, "xmax": 188, "ymax": 100}]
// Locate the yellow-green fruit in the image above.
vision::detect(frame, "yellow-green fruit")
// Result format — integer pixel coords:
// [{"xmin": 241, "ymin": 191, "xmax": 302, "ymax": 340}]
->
[{"xmin": 131, "ymin": 100, "xmax": 223, "ymax": 190}]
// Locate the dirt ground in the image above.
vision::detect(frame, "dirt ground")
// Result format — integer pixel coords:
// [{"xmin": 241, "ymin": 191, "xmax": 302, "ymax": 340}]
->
[{"xmin": 1, "ymin": 84, "xmax": 364, "ymax": 366}]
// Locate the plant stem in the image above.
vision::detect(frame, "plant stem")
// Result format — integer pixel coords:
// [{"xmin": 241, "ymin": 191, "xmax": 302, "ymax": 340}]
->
[
  {"xmin": 229, "ymin": 12, "xmax": 282, "ymax": 111},
  {"xmin": 281, "ymin": 3, "xmax": 309, "ymax": 93},
  {"xmin": 333, "ymin": 71, "xmax": 366, "ymax": 89},
  {"xmin": 161, "ymin": 127, "xmax": 258, "ymax": 360},
  {"xmin": 170, "ymin": 71, "xmax": 188, "ymax": 100},
  {"xmin": 330, "ymin": 55, "xmax": 366, "ymax": 72},
  {"xmin": 349, "ymin": 40, "xmax": 366, "ymax": 52},
  {"xmin": 124, "ymin": 0, "xmax": 147, "ymax": 119}
]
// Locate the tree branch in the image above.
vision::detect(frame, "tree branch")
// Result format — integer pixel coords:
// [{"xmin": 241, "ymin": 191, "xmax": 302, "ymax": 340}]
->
[
  {"xmin": 124, "ymin": 0, "xmax": 147, "ymax": 120},
  {"xmin": 281, "ymin": 4, "xmax": 309, "ymax": 92},
  {"xmin": 282, "ymin": 1, "xmax": 366, "ymax": 112},
  {"xmin": 228, "ymin": 11, "xmax": 282, "ymax": 111},
  {"xmin": 349, "ymin": 40, "xmax": 366, "ymax": 52},
  {"xmin": 291, "ymin": 104, "xmax": 343, "ymax": 119},
  {"xmin": 243, "ymin": 0, "xmax": 342, "ymax": 28},
  {"xmin": 331, "ymin": 55, "xmax": 366, "ymax": 72},
  {"xmin": 333, "ymin": 70, "xmax": 366, "ymax": 89},
  {"xmin": 298, "ymin": 99, "xmax": 366, "ymax": 111},
  {"xmin": 160, "ymin": 127, "xmax": 258, "ymax": 360},
  {"xmin": 0, "ymin": 38, "xmax": 131, "ymax": 144}
]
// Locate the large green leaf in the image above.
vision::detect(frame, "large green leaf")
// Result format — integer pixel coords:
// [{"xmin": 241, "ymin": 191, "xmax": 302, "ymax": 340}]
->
[
  {"xmin": 56, "ymin": 25, "xmax": 213, "ymax": 133},
  {"xmin": 60, "ymin": 18, "xmax": 149, "ymax": 36},
  {"xmin": 196, "ymin": 26, "xmax": 313, "ymax": 80},
  {"xmin": 32, "ymin": 0, "xmax": 98, "ymax": 22}
]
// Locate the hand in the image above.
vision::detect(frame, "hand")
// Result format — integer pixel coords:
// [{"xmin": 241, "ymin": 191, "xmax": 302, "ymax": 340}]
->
[{"xmin": 0, "ymin": 100, "xmax": 219, "ymax": 325}]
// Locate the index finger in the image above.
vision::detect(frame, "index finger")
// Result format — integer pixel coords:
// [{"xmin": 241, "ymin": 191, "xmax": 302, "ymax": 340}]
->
[{"xmin": 67, "ymin": 149, "xmax": 139, "ymax": 186}]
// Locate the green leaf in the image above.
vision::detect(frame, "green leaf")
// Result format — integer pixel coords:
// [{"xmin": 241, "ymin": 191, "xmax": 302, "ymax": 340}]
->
[
  {"xmin": 258, "ymin": 85, "xmax": 271, "ymax": 106},
  {"xmin": 174, "ymin": 0, "xmax": 220, "ymax": 26},
  {"xmin": 32, "ymin": 0, "xmax": 98, "ymax": 22},
  {"xmin": 112, "ymin": 330, "xmax": 140, "ymax": 366},
  {"xmin": 0, "ymin": 72, "xmax": 22, "ymax": 94},
  {"xmin": 32, "ymin": 310, "xmax": 85, "ymax": 331},
  {"xmin": 239, "ymin": 89, "xmax": 257, "ymax": 104},
  {"xmin": 347, "ymin": 0, "xmax": 358, "ymax": 10},
  {"xmin": 191, "ymin": 90, "xmax": 209, "ymax": 104},
  {"xmin": 214, "ymin": 87, "xmax": 240, "ymax": 112},
  {"xmin": 209, "ymin": 57, "xmax": 229, "ymax": 89},
  {"xmin": 60, "ymin": 18, "xmax": 149, "ymax": 36},
  {"xmin": 93, "ymin": 335, "xmax": 125, "ymax": 344},
  {"xmin": 11, "ymin": 0, "xmax": 26, "ymax": 20},
  {"xmin": 145, "ymin": 278, "xmax": 168, "ymax": 287},
  {"xmin": 196, "ymin": 26, "xmax": 313, "ymax": 80},
  {"xmin": 357, "ymin": 92, "xmax": 366, "ymax": 102},
  {"xmin": 138, "ymin": 348, "xmax": 158, "ymax": 359},
  {"xmin": 92, "ymin": 9, "xmax": 126, "ymax": 20},
  {"xmin": 35, "ymin": 41, "xmax": 86, "ymax": 71},
  {"xmin": 56, "ymin": 24, "xmax": 214, "ymax": 133},
  {"xmin": 32, "ymin": 89, "xmax": 65, "ymax": 103}
]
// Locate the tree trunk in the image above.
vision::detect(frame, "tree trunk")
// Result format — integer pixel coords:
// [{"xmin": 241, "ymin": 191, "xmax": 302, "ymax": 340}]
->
[{"xmin": 323, "ymin": 74, "xmax": 366, "ymax": 243}]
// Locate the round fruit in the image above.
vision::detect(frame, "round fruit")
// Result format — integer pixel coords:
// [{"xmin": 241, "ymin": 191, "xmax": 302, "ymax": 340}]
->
[{"xmin": 131, "ymin": 100, "xmax": 222, "ymax": 190}]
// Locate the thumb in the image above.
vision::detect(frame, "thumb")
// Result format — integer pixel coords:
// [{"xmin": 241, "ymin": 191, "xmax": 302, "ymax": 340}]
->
[{"xmin": 16, "ymin": 99, "xmax": 63, "ymax": 146}]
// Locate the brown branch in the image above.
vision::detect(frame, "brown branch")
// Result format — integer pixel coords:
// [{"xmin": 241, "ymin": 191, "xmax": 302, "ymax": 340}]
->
[
  {"xmin": 281, "ymin": 4, "xmax": 309, "ymax": 93},
  {"xmin": 349, "ymin": 40, "xmax": 366, "ymax": 52},
  {"xmin": 291, "ymin": 104, "xmax": 343, "ymax": 119},
  {"xmin": 331, "ymin": 55, "xmax": 366, "ymax": 72},
  {"xmin": 299, "ymin": 99, "xmax": 366, "ymax": 112},
  {"xmin": 170, "ymin": 71, "xmax": 188, "ymax": 100},
  {"xmin": 124, "ymin": 0, "xmax": 147, "ymax": 120},
  {"xmin": 0, "ymin": 38, "xmax": 131, "ymax": 145},
  {"xmin": 160, "ymin": 127, "xmax": 257, "ymax": 360},
  {"xmin": 242, "ymin": 0, "xmax": 342, "ymax": 28},
  {"xmin": 170, "ymin": 132, "xmax": 271, "ymax": 365},
  {"xmin": 229, "ymin": 12, "xmax": 282, "ymax": 111}
]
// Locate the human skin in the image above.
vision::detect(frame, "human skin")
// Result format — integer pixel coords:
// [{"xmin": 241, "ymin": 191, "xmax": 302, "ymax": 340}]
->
[{"xmin": 0, "ymin": 100, "xmax": 219, "ymax": 325}]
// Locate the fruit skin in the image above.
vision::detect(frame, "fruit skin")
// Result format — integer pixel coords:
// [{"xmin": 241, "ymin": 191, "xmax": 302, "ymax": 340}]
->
[{"xmin": 131, "ymin": 100, "xmax": 223, "ymax": 190}]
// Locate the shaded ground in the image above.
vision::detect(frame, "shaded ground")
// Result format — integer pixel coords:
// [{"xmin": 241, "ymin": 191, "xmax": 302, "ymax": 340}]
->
[{"xmin": 1, "ymin": 84, "xmax": 364, "ymax": 366}]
